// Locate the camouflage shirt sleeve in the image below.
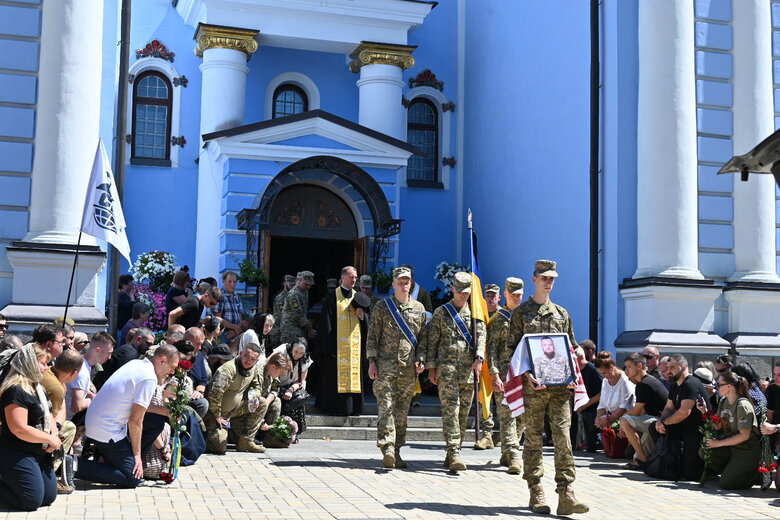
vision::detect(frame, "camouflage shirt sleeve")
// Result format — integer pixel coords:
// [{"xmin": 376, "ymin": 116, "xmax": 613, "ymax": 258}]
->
[
  {"xmin": 505, "ymin": 307, "xmax": 525, "ymax": 356},
  {"xmin": 206, "ymin": 361, "xmax": 235, "ymax": 418},
  {"xmin": 365, "ymin": 300, "xmax": 386, "ymax": 361},
  {"xmin": 424, "ymin": 307, "xmax": 444, "ymax": 369},
  {"xmin": 486, "ymin": 317, "xmax": 506, "ymax": 375},
  {"xmin": 475, "ymin": 318, "xmax": 486, "ymax": 360}
]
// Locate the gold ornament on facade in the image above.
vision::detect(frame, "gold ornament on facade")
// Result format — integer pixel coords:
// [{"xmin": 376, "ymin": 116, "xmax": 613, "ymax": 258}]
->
[
  {"xmin": 349, "ymin": 41, "xmax": 417, "ymax": 73},
  {"xmin": 194, "ymin": 23, "xmax": 259, "ymax": 59}
]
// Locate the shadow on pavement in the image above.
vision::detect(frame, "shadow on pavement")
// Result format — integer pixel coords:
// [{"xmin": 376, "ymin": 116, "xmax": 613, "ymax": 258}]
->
[{"xmin": 385, "ymin": 501, "xmax": 534, "ymax": 517}]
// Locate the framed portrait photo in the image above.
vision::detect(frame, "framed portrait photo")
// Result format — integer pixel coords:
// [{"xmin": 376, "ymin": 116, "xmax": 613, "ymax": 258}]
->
[{"xmin": 524, "ymin": 333, "xmax": 576, "ymax": 387}]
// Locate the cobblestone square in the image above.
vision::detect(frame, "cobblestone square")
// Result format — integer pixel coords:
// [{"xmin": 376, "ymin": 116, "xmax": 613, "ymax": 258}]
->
[{"xmin": 2, "ymin": 440, "xmax": 778, "ymax": 520}]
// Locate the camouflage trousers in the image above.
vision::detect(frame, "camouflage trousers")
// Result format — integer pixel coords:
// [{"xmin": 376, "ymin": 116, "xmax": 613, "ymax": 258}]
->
[
  {"xmin": 374, "ymin": 363, "xmax": 417, "ymax": 449},
  {"xmin": 267, "ymin": 325, "xmax": 281, "ymax": 351},
  {"xmin": 522, "ymin": 385, "xmax": 575, "ymax": 490},
  {"xmin": 280, "ymin": 326, "xmax": 304, "ymax": 345},
  {"xmin": 54, "ymin": 420, "xmax": 77, "ymax": 472},
  {"xmin": 203, "ymin": 397, "xmax": 281, "ymax": 453},
  {"xmin": 493, "ymin": 390, "xmax": 526, "ymax": 455},
  {"xmin": 438, "ymin": 367, "xmax": 475, "ymax": 450}
]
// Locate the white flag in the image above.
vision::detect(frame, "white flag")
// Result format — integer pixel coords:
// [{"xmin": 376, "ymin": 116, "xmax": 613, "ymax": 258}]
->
[{"xmin": 80, "ymin": 139, "xmax": 131, "ymax": 263}]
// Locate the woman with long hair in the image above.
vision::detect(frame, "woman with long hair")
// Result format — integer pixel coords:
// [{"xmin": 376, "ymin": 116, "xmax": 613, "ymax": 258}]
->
[
  {"xmin": 696, "ymin": 371, "xmax": 761, "ymax": 489},
  {"xmin": 201, "ymin": 314, "xmax": 223, "ymax": 356},
  {"xmin": 0, "ymin": 343, "xmax": 61, "ymax": 511},
  {"xmin": 274, "ymin": 337, "xmax": 314, "ymax": 434},
  {"xmin": 239, "ymin": 313, "xmax": 274, "ymax": 359}
]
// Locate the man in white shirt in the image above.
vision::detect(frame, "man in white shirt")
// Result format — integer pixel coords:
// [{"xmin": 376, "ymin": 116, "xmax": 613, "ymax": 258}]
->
[
  {"xmin": 65, "ymin": 332, "xmax": 114, "ymax": 421},
  {"xmin": 75, "ymin": 344, "xmax": 180, "ymax": 487}
]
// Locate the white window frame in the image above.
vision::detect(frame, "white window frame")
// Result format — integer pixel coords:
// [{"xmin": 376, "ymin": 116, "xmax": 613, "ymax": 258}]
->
[
  {"xmin": 404, "ymin": 86, "xmax": 451, "ymax": 189},
  {"xmin": 126, "ymin": 59, "xmax": 183, "ymax": 167},
  {"xmin": 264, "ymin": 72, "xmax": 321, "ymax": 121}
]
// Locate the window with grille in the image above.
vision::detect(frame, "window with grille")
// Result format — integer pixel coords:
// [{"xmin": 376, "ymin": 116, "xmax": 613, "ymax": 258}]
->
[
  {"xmin": 132, "ymin": 71, "xmax": 172, "ymax": 163},
  {"xmin": 272, "ymin": 84, "xmax": 308, "ymax": 119},
  {"xmin": 407, "ymin": 98, "xmax": 439, "ymax": 184}
]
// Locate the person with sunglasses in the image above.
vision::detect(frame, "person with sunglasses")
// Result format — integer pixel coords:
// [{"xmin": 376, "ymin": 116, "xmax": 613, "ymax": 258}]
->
[
  {"xmin": 641, "ymin": 346, "xmax": 661, "ymax": 380},
  {"xmin": 168, "ymin": 284, "xmax": 222, "ymax": 330},
  {"xmin": 0, "ymin": 313, "xmax": 8, "ymax": 339}
]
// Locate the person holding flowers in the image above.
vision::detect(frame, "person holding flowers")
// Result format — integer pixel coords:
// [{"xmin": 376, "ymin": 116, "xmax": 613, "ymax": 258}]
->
[{"xmin": 696, "ymin": 371, "xmax": 762, "ymax": 489}]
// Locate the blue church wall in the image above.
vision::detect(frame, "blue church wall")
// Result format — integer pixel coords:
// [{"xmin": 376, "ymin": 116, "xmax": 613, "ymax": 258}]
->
[
  {"xmin": 0, "ymin": 0, "xmax": 39, "ymax": 305},
  {"xmin": 462, "ymin": 1, "xmax": 591, "ymax": 340},
  {"xmin": 773, "ymin": 0, "xmax": 780, "ymax": 275},
  {"xmin": 121, "ymin": 2, "xmax": 203, "ymax": 272}
]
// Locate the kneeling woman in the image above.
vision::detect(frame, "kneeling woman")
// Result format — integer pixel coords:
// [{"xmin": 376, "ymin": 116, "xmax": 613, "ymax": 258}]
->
[
  {"xmin": 274, "ymin": 338, "xmax": 313, "ymax": 434},
  {"xmin": 697, "ymin": 371, "xmax": 761, "ymax": 489},
  {"xmin": 0, "ymin": 344, "xmax": 62, "ymax": 511}
]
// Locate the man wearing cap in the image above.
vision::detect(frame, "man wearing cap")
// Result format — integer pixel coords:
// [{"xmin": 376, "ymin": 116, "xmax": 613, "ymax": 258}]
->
[
  {"xmin": 317, "ymin": 266, "xmax": 366, "ymax": 415},
  {"xmin": 269, "ymin": 275, "xmax": 295, "ymax": 349},
  {"xmin": 474, "ymin": 282, "xmax": 502, "ymax": 451},
  {"xmin": 426, "ymin": 271, "xmax": 486, "ymax": 472},
  {"xmin": 506, "ymin": 260, "xmax": 588, "ymax": 515},
  {"xmin": 487, "ymin": 277, "xmax": 526, "ymax": 473},
  {"xmin": 359, "ymin": 275, "xmax": 381, "ymax": 310},
  {"xmin": 366, "ymin": 267, "xmax": 427, "ymax": 469},
  {"xmin": 280, "ymin": 271, "xmax": 315, "ymax": 345}
]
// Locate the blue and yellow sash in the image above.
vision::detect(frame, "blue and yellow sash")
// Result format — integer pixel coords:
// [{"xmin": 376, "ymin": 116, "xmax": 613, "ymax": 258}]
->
[
  {"xmin": 442, "ymin": 302, "xmax": 474, "ymax": 349},
  {"xmin": 384, "ymin": 297, "xmax": 418, "ymax": 350}
]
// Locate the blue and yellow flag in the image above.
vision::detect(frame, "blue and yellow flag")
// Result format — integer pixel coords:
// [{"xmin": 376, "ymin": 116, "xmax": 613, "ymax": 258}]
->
[{"xmin": 469, "ymin": 221, "xmax": 493, "ymax": 420}]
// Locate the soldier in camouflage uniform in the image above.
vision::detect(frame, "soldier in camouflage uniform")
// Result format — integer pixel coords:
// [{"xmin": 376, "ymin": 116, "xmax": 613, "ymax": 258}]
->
[
  {"xmin": 473, "ymin": 283, "xmax": 502, "ymax": 451},
  {"xmin": 252, "ymin": 351, "xmax": 291, "ymax": 441},
  {"xmin": 426, "ymin": 271, "xmax": 486, "ymax": 472},
  {"xmin": 359, "ymin": 275, "xmax": 381, "ymax": 310},
  {"xmin": 280, "ymin": 271, "xmax": 315, "ymax": 344},
  {"xmin": 366, "ymin": 267, "xmax": 427, "ymax": 469},
  {"xmin": 487, "ymin": 277, "xmax": 526, "ymax": 473},
  {"xmin": 203, "ymin": 344, "xmax": 267, "ymax": 454},
  {"xmin": 506, "ymin": 260, "xmax": 588, "ymax": 516},
  {"xmin": 269, "ymin": 274, "xmax": 295, "ymax": 349}
]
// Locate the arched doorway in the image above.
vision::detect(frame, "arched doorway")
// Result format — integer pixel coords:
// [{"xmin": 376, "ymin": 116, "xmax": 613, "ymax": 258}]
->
[{"xmin": 268, "ymin": 184, "xmax": 359, "ymax": 304}]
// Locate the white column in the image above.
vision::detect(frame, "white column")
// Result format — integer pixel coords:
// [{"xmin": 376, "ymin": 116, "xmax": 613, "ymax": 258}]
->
[
  {"xmin": 634, "ymin": 0, "xmax": 702, "ymax": 280},
  {"xmin": 194, "ymin": 25, "xmax": 258, "ymax": 278},
  {"xmin": 731, "ymin": 0, "xmax": 780, "ymax": 283},
  {"xmin": 24, "ymin": 0, "xmax": 103, "ymax": 245},
  {"xmin": 350, "ymin": 42, "xmax": 416, "ymax": 140}
]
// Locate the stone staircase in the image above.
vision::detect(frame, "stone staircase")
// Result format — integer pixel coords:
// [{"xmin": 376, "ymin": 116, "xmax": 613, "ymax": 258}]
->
[{"xmin": 299, "ymin": 395, "xmax": 482, "ymax": 441}]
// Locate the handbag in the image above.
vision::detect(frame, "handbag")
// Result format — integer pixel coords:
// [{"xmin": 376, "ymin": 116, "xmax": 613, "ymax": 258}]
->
[
  {"xmin": 281, "ymin": 362, "xmax": 310, "ymax": 410},
  {"xmin": 644, "ymin": 434, "xmax": 682, "ymax": 481}
]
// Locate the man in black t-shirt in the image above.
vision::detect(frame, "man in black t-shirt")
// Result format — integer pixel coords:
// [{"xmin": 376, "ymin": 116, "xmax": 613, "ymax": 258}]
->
[
  {"xmin": 767, "ymin": 362, "xmax": 780, "ymax": 422},
  {"xmin": 168, "ymin": 286, "xmax": 222, "ymax": 329},
  {"xmin": 650, "ymin": 354, "xmax": 709, "ymax": 481},
  {"xmin": 571, "ymin": 346, "xmax": 603, "ymax": 452},
  {"xmin": 620, "ymin": 352, "xmax": 669, "ymax": 468}
]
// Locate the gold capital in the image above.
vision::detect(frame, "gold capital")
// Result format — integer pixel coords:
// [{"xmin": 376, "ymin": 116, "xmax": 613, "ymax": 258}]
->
[
  {"xmin": 194, "ymin": 23, "xmax": 259, "ymax": 60},
  {"xmin": 349, "ymin": 41, "xmax": 417, "ymax": 73}
]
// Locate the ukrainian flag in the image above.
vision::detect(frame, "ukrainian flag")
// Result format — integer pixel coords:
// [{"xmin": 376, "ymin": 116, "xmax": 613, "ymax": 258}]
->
[{"xmin": 469, "ymin": 215, "xmax": 493, "ymax": 420}]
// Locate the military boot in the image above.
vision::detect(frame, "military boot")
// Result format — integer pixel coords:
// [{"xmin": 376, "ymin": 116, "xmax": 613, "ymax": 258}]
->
[
  {"xmin": 448, "ymin": 449, "xmax": 467, "ymax": 472},
  {"xmin": 394, "ymin": 448, "xmax": 407, "ymax": 469},
  {"xmin": 499, "ymin": 451, "xmax": 510, "ymax": 467},
  {"xmin": 443, "ymin": 451, "xmax": 451, "ymax": 468},
  {"xmin": 556, "ymin": 485, "xmax": 589, "ymax": 515},
  {"xmin": 381, "ymin": 445, "xmax": 395, "ymax": 469},
  {"xmin": 237, "ymin": 437, "xmax": 266, "ymax": 453},
  {"xmin": 474, "ymin": 435, "xmax": 494, "ymax": 450},
  {"xmin": 529, "ymin": 484, "xmax": 551, "ymax": 515},
  {"xmin": 507, "ymin": 452, "xmax": 522, "ymax": 475}
]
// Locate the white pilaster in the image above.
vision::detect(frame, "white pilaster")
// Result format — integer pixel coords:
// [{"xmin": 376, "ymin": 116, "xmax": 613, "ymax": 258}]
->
[
  {"xmin": 634, "ymin": 0, "xmax": 702, "ymax": 280},
  {"xmin": 194, "ymin": 25, "xmax": 258, "ymax": 278},
  {"xmin": 350, "ymin": 42, "xmax": 416, "ymax": 140},
  {"xmin": 731, "ymin": 0, "xmax": 780, "ymax": 283},
  {"xmin": 25, "ymin": 0, "xmax": 103, "ymax": 245}
]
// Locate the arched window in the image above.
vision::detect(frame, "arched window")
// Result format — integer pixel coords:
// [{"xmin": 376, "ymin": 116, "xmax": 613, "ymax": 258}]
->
[
  {"xmin": 131, "ymin": 71, "xmax": 172, "ymax": 163},
  {"xmin": 406, "ymin": 98, "xmax": 439, "ymax": 184},
  {"xmin": 272, "ymin": 84, "xmax": 308, "ymax": 119}
]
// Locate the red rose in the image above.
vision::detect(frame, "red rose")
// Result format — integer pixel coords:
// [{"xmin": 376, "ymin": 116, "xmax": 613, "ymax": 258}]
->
[
  {"xmin": 159, "ymin": 471, "xmax": 175, "ymax": 483},
  {"xmin": 758, "ymin": 466, "xmax": 771, "ymax": 473},
  {"xmin": 178, "ymin": 360, "xmax": 193, "ymax": 371},
  {"xmin": 710, "ymin": 414, "xmax": 721, "ymax": 424}
]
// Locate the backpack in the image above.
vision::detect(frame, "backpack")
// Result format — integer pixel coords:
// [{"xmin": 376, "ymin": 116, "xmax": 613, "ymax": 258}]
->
[{"xmin": 644, "ymin": 434, "xmax": 682, "ymax": 481}]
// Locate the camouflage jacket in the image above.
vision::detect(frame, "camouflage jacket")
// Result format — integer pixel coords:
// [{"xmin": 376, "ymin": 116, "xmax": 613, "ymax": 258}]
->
[
  {"xmin": 486, "ymin": 306, "xmax": 514, "ymax": 376},
  {"xmin": 272, "ymin": 288, "xmax": 288, "ymax": 319},
  {"xmin": 281, "ymin": 285, "xmax": 309, "ymax": 336},
  {"xmin": 260, "ymin": 363, "xmax": 280, "ymax": 398},
  {"xmin": 366, "ymin": 297, "xmax": 427, "ymax": 368},
  {"xmin": 206, "ymin": 358, "xmax": 262, "ymax": 419},
  {"xmin": 506, "ymin": 298, "xmax": 577, "ymax": 354},
  {"xmin": 425, "ymin": 302, "xmax": 486, "ymax": 370}
]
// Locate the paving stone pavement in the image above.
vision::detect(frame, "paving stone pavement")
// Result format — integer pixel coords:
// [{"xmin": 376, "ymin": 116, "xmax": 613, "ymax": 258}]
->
[{"xmin": 2, "ymin": 440, "xmax": 778, "ymax": 520}]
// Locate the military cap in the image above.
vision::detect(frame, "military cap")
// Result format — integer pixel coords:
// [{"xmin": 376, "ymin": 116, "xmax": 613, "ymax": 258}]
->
[
  {"xmin": 505, "ymin": 277, "xmax": 524, "ymax": 294},
  {"xmin": 534, "ymin": 259, "xmax": 559, "ymax": 278},
  {"xmin": 283, "ymin": 274, "xmax": 296, "ymax": 283},
  {"xmin": 452, "ymin": 271, "xmax": 472, "ymax": 293},
  {"xmin": 299, "ymin": 270, "xmax": 316, "ymax": 284},
  {"xmin": 393, "ymin": 266, "xmax": 412, "ymax": 279},
  {"xmin": 326, "ymin": 278, "xmax": 338, "ymax": 288},
  {"xmin": 484, "ymin": 283, "xmax": 500, "ymax": 294},
  {"xmin": 359, "ymin": 274, "xmax": 373, "ymax": 288}
]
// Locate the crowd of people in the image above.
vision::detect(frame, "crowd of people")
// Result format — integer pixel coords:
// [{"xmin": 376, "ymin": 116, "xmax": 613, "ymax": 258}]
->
[{"xmin": 0, "ymin": 257, "xmax": 778, "ymax": 515}]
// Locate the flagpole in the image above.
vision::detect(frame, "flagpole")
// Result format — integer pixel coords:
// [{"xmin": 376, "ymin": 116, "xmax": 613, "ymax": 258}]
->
[
  {"xmin": 467, "ymin": 209, "xmax": 481, "ymax": 443},
  {"xmin": 63, "ymin": 232, "xmax": 83, "ymax": 322},
  {"xmin": 107, "ymin": 0, "xmax": 133, "ymax": 335}
]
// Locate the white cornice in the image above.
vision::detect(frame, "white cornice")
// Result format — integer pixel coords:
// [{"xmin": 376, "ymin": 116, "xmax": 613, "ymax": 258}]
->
[
  {"xmin": 210, "ymin": 141, "xmax": 410, "ymax": 169},
  {"xmin": 176, "ymin": 0, "xmax": 434, "ymax": 53}
]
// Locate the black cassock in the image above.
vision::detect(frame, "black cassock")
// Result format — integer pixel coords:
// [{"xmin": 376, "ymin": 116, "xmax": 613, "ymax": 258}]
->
[{"xmin": 315, "ymin": 287, "xmax": 366, "ymax": 415}]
